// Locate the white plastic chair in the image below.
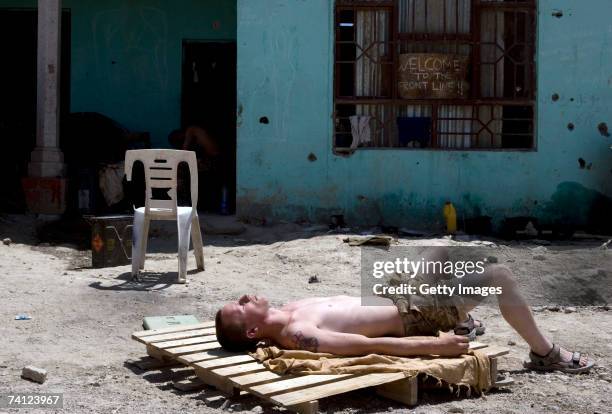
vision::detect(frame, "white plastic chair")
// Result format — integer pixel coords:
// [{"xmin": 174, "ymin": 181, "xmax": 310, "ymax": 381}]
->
[{"xmin": 125, "ymin": 149, "xmax": 204, "ymax": 283}]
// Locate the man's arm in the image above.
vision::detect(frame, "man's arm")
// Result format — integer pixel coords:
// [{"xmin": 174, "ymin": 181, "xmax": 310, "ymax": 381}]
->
[
  {"xmin": 182, "ymin": 126, "xmax": 198, "ymax": 150},
  {"xmin": 285, "ymin": 326, "xmax": 469, "ymax": 357},
  {"xmin": 183, "ymin": 126, "xmax": 220, "ymax": 155}
]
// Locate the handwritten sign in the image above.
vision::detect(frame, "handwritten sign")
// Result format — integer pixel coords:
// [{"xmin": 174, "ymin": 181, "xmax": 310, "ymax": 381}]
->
[{"xmin": 398, "ymin": 53, "xmax": 469, "ymax": 99}]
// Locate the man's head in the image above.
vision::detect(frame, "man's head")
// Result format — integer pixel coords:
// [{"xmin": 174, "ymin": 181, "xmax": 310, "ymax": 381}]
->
[
  {"xmin": 168, "ymin": 129, "xmax": 186, "ymax": 149},
  {"xmin": 215, "ymin": 295, "xmax": 270, "ymax": 352}
]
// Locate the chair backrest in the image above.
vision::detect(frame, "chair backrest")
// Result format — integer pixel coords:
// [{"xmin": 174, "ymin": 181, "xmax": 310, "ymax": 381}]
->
[{"xmin": 124, "ymin": 149, "xmax": 198, "ymax": 215}]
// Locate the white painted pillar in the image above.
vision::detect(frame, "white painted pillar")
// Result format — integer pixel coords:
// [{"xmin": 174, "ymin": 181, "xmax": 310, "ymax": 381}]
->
[{"xmin": 28, "ymin": 0, "xmax": 65, "ymax": 178}]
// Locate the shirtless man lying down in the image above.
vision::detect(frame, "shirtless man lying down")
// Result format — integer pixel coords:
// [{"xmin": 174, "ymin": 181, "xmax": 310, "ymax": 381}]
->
[{"xmin": 215, "ymin": 250, "xmax": 594, "ymax": 374}]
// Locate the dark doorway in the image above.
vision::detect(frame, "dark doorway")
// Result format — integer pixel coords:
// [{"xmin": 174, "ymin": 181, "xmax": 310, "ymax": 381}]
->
[
  {"xmin": 0, "ymin": 9, "xmax": 71, "ymax": 212},
  {"xmin": 181, "ymin": 41, "xmax": 236, "ymax": 214}
]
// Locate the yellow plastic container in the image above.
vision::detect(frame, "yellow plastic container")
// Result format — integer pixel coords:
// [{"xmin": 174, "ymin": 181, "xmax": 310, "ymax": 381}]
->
[{"xmin": 443, "ymin": 202, "xmax": 457, "ymax": 234}]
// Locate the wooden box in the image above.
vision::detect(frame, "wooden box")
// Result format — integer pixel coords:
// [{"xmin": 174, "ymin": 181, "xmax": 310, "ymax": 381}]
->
[{"xmin": 90, "ymin": 215, "xmax": 133, "ymax": 268}]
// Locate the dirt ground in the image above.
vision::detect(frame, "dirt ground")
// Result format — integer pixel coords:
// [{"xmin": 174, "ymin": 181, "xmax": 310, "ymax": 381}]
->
[{"xmin": 1, "ymin": 214, "xmax": 611, "ymax": 414}]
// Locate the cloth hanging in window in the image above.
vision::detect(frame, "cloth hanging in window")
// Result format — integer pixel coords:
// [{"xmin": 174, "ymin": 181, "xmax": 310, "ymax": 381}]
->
[{"xmin": 349, "ymin": 115, "xmax": 372, "ymax": 149}]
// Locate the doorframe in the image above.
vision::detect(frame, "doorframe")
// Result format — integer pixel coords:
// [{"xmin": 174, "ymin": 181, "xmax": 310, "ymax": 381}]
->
[
  {"xmin": 0, "ymin": 7, "xmax": 71, "ymax": 213},
  {"xmin": 180, "ymin": 38, "xmax": 237, "ymax": 128},
  {"xmin": 179, "ymin": 39, "xmax": 237, "ymax": 213}
]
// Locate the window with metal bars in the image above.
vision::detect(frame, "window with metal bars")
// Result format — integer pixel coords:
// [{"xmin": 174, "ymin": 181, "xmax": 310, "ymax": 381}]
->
[{"xmin": 333, "ymin": 0, "xmax": 536, "ymax": 151}]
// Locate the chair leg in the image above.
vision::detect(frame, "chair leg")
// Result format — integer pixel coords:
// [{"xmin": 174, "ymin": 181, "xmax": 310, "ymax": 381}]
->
[
  {"xmin": 191, "ymin": 215, "xmax": 204, "ymax": 271},
  {"xmin": 177, "ymin": 211, "xmax": 193, "ymax": 284},
  {"xmin": 139, "ymin": 217, "xmax": 150, "ymax": 270},
  {"xmin": 132, "ymin": 212, "xmax": 146, "ymax": 278}
]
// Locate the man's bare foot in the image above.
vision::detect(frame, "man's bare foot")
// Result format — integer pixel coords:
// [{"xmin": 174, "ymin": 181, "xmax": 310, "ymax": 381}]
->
[
  {"xmin": 525, "ymin": 343, "xmax": 594, "ymax": 373},
  {"xmin": 559, "ymin": 346, "xmax": 590, "ymax": 367}
]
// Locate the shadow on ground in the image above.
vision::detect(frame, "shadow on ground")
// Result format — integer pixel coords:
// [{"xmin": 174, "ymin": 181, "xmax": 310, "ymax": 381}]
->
[
  {"xmin": 89, "ymin": 271, "xmax": 180, "ymax": 291},
  {"xmin": 122, "ymin": 362, "xmax": 516, "ymax": 413},
  {"xmin": 2, "ymin": 213, "xmax": 609, "ymax": 254}
]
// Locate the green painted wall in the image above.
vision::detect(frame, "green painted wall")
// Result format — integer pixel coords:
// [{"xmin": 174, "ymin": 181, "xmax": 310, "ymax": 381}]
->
[
  {"xmin": 2, "ymin": 0, "xmax": 236, "ymax": 146},
  {"xmin": 236, "ymin": 0, "xmax": 612, "ymax": 231}
]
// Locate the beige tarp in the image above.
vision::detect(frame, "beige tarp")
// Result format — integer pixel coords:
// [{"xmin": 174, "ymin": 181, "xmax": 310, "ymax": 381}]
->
[{"xmin": 251, "ymin": 346, "xmax": 491, "ymax": 393}]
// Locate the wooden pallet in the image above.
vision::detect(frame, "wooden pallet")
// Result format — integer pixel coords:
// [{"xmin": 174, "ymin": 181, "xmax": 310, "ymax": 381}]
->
[{"xmin": 132, "ymin": 321, "xmax": 511, "ymax": 413}]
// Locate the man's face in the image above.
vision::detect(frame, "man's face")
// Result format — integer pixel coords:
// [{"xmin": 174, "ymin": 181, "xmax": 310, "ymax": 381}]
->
[{"xmin": 221, "ymin": 294, "xmax": 269, "ymax": 335}]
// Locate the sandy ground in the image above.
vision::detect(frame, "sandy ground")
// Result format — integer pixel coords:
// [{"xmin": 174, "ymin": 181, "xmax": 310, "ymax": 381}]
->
[{"xmin": 0, "ymin": 214, "xmax": 611, "ymax": 414}]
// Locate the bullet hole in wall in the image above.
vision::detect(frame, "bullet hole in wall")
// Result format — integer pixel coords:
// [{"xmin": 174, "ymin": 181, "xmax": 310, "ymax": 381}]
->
[
  {"xmin": 598, "ymin": 122, "xmax": 610, "ymax": 137},
  {"xmin": 578, "ymin": 158, "xmax": 586, "ymax": 169},
  {"xmin": 551, "ymin": 93, "xmax": 559, "ymax": 102},
  {"xmin": 307, "ymin": 153, "xmax": 317, "ymax": 162},
  {"xmin": 570, "ymin": 97, "xmax": 574, "ymax": 102},
  {"xmin": 567, "ymin": 123, "xmax": 575, "ymax": 131},
  {"xmin": 552, "ymin": 10, "xmax": 563, "ymax": 18},
  {"xmin": 259, "ymin": 117, "xmax": 269, "ymax": 124}
]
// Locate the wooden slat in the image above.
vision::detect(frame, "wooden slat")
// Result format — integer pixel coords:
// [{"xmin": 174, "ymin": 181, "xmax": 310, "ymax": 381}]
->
[
  {"xmin": 132, "ymin": 321, "xmax": 214, "ymax": 339},
  {"xmin": 250, "ymin": 374, "xmax": 353, "ymax": 396},
  {"xmin": 271, "ymin": 373, "xmax": 406, "ymax": 406},
  {"xmin": 230, "ymin": 370, "xmax": 284, "ymax": 386},
  {"xmin": 195, "ymin": 355, "xmax": 255, "ymax": 369},
  {"xmin": 147, "ymin": 344, "xmax": 171, "ymax": 362},
  {"xmin": 193, "ymin": 367, "xmax": 240, "ymax": 396},
  {"xmin": 164, "ymin": 341, "xmax": 222, "ymax": 356},
  {"xmin": 156, "ymin": 334, "xmax": 217, "ymax": 349},
  {"xmin": 469, "ymin": 342, "xmax": 489, "ymax": 351},
  {"xmin": 178, "ymin": 349, "xmax": 241, "ymax": 364},
  {"xmin": 376, "ymin": 376, "xmax": 418, "ymax": 406},
  {"xmin": 142, "ymin": 328, "xmax": 216, "ymax": 344},
  {"xmin": 212, "ymin": 362, "xmax": 267, "ymax": 377},
  {"xmin": 481, "ymin": 346, "xmax": 509, "ymax": 358},
  {"xmin": 490, "ymin": 357, "xmax": 498, "ymax": 386}
]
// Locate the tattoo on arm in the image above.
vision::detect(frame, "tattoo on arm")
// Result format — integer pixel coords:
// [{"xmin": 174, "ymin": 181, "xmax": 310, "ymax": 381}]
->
[{"xmin": 292, "ymin": 331, "xmax": 319, "ymax": 352}]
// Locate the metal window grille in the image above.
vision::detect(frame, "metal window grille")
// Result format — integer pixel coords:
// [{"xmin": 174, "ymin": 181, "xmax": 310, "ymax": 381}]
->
[{"xmin": 334, "ymin": 0, "xmax": 536, "ymax": 151}]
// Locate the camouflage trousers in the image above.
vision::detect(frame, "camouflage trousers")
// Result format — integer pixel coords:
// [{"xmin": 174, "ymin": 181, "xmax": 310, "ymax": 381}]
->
[{"xmin": 383, "ymin": 274, "xmax": 464, "ymax": 337}]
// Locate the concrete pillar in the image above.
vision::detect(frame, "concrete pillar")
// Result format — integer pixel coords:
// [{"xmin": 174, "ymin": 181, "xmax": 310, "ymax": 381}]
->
[
  {"xmin": 28, "ymin": 0, "xmax": 65, "ymax": 178},
  {"xmin": 22, "ymin": 0, "xmax": 67, "ymax": 215}
]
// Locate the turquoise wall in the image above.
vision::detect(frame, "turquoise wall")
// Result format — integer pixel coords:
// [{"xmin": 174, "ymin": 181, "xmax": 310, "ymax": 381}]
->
[
  {"xmin": 70, "ymin": 0, "xmax": 236, "ymax": 146},
  {"xmin": 236, "ymin": 0, "xmax": 612, "ymax": 230},
  {"xmin": 2, "ymin": 0, "xmax": 236, "ymax": 146}
]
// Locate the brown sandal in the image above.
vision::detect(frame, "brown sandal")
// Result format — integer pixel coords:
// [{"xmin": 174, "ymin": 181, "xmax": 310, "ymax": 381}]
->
[
  {"xmin": 454, "ymin": 314, "xmax": 486, "ymax": 341},
  {"xmin": 524, "ymin": 343, "xmax": 594, "ymax": 374}
]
